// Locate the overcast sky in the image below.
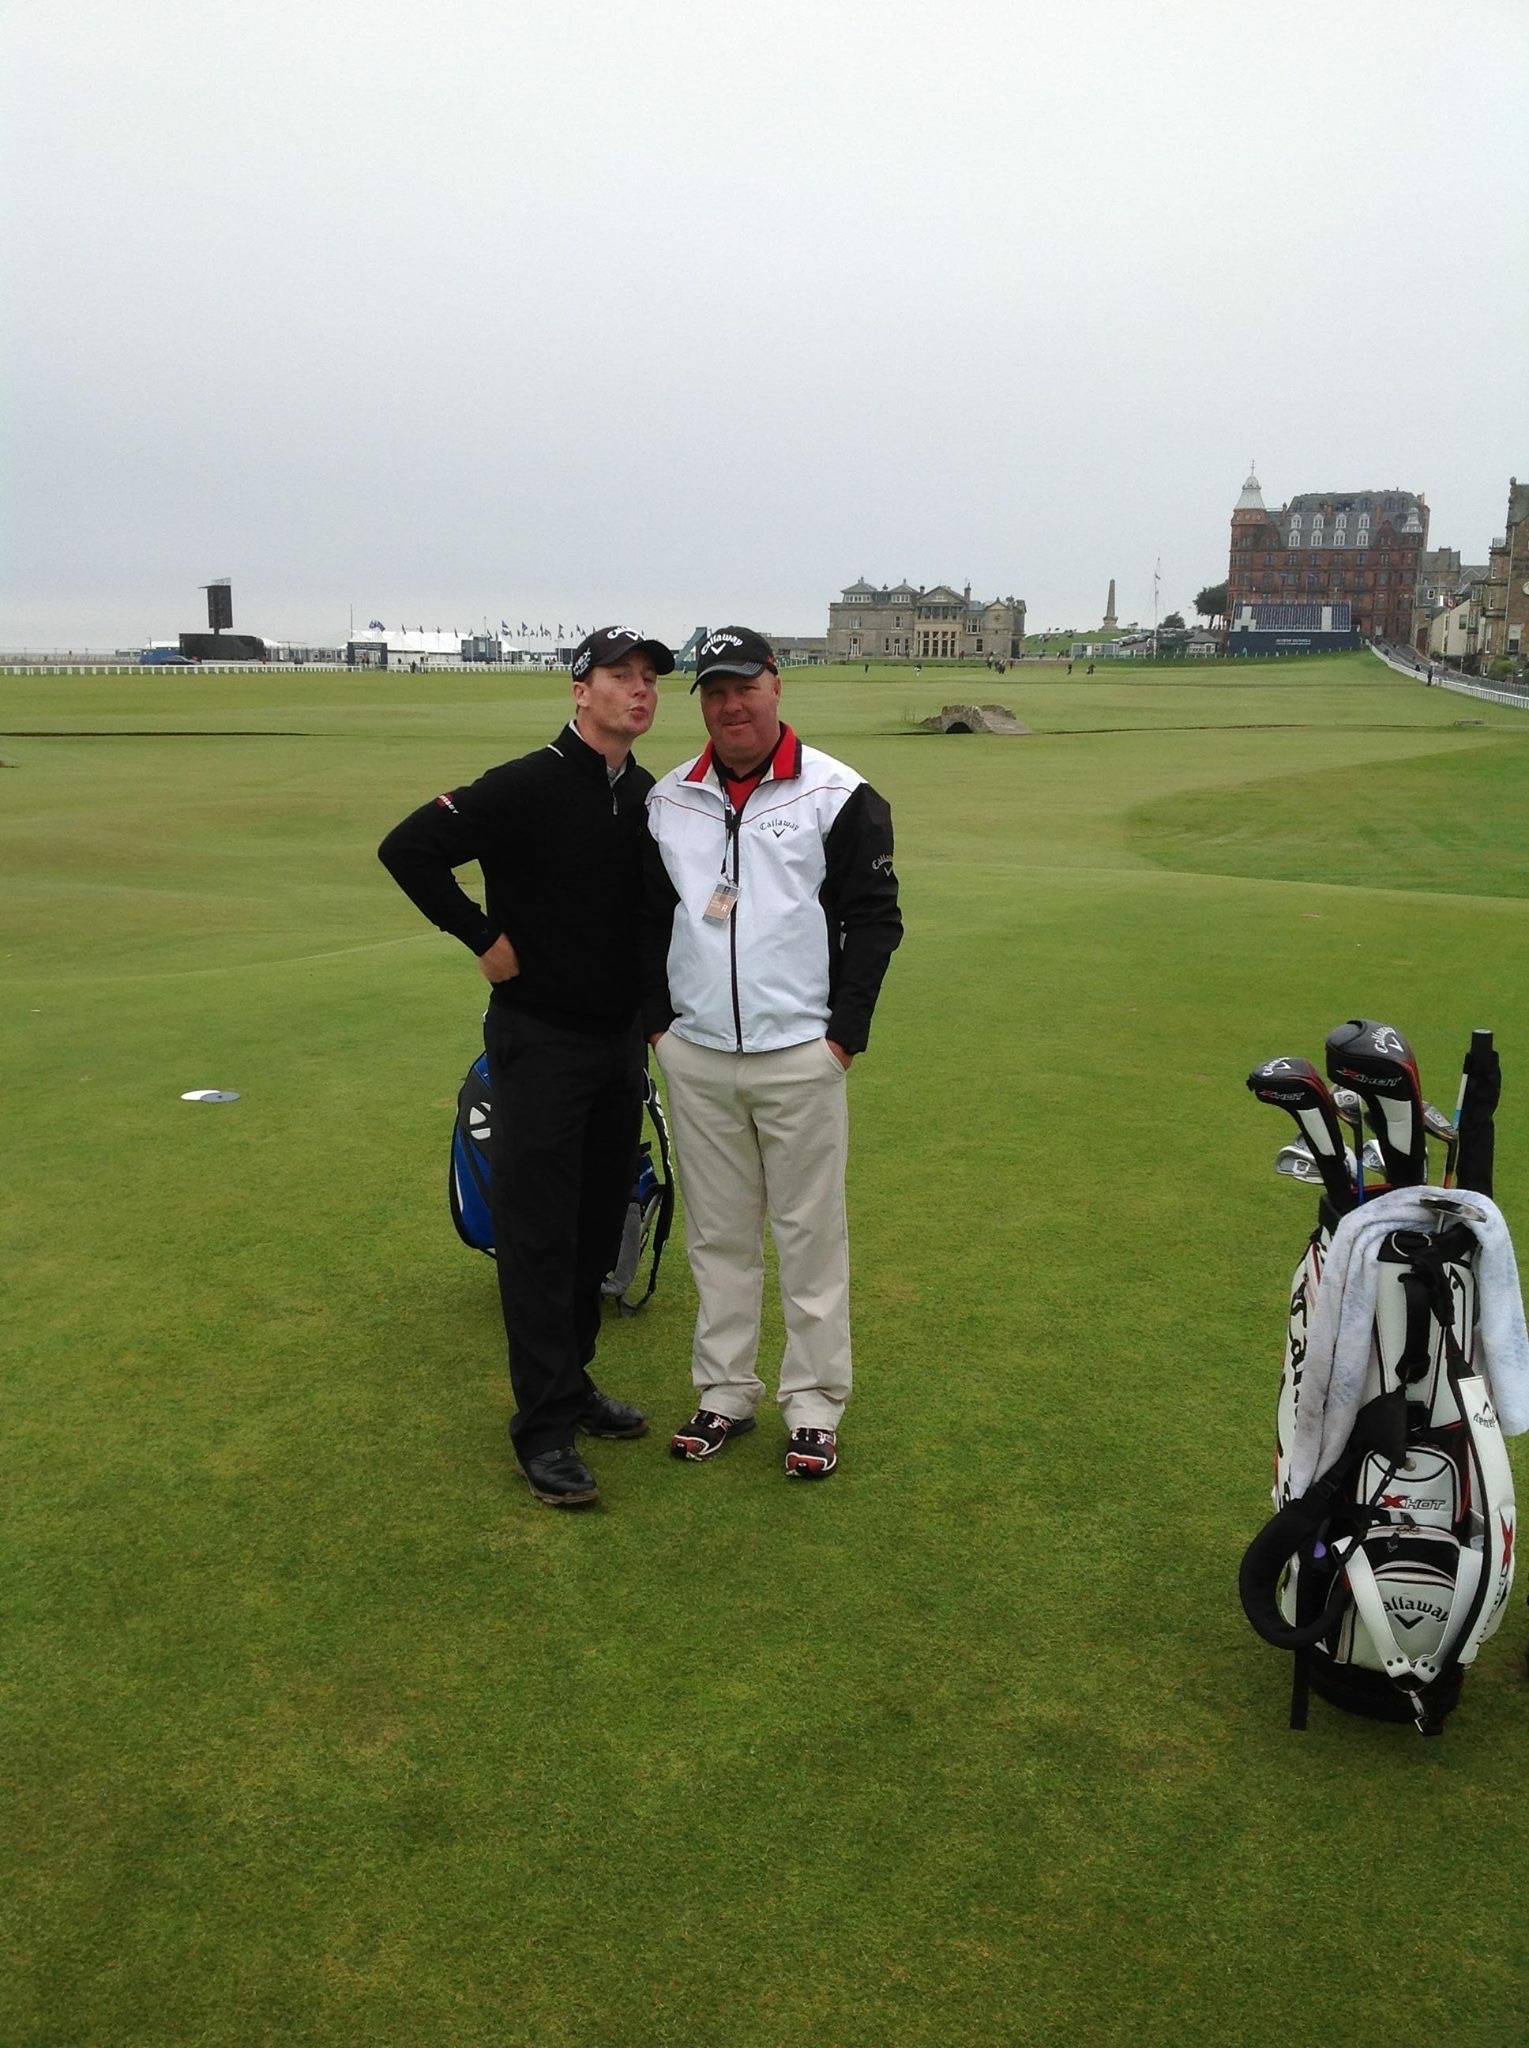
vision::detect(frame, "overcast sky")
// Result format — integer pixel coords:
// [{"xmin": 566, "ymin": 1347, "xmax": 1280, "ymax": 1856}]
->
[{"xmin": 5, "ymin": 0, "xmax": 1527, "ymax": 649}]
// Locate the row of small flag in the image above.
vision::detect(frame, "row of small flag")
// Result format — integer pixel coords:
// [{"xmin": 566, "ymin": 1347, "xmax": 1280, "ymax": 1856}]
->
[{"xmin": 365, "ymin": 620, "xmax": 584, "ymax": 639}]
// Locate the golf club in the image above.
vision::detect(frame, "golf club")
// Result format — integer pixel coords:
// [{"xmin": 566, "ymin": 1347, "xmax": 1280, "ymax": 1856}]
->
[
  {"xmin": 1331, "ymin": 1085, "xmax": 1367, "ymax": 1199},
  {"xmin": 1277, "ymin": 1137, "xmax": 1381, "ymax": 1183},
  {"xmin": 1247, "ymin": 1056, "xmax": 1355, "ymax": 1211},
  {"xmin": 1422, "ymin": 1100, "xmax": 1457, "ymax": 1185},
  {"xmin": 1337, "ymin": 1081, "xmax": 1453, "ymax": 1187},
  {"xmin": 1323, "ymin": 1019, "xmax": 1427, "ymax": 1187},
  {"xmin": 1275, "ymin": 1145, "xmax": 1327, "ymax": 1185},
  {"xmin": 1332, "ymin": 1085, "xmax": 1363, "ymax": 1137}
]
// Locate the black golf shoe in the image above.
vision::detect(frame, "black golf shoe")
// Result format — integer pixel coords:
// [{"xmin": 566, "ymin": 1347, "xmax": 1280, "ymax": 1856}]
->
[
  {"xmin": 521, "ymin": 1446, "xmax": 601, "ymax": 1506},
  {"xmin": 785, "ymin": 1428, "xmax": 838, "ymax": 1480},
  {"xmin": 669, "ymin": 1409, "xmax": 756, "ymax": 1461},
  {"xmin": 576, "ymin": 1388, "xmax": 649, "ymax": 1440}
]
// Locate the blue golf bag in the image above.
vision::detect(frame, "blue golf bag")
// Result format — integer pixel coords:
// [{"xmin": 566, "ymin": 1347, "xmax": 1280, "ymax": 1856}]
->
[{"xmin": 448, "ymin": 1052, "xmax": 675, "ymax": 1314}]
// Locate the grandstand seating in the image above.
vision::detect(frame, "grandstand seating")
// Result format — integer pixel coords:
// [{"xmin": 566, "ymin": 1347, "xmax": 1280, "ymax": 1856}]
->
[{"xmin": 1241, "ymin": 602, "xmax": 1352, "ymax": 633}]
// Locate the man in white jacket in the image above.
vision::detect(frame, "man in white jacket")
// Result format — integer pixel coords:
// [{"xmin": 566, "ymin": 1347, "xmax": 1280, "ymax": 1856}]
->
[{"xmin": 643, "ymin": 628, "xmax": 902, "ymax": 1479}]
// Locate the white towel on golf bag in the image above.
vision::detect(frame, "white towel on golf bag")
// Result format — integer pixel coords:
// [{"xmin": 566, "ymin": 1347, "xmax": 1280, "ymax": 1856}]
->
[{"xmin": 1288, "ymin": 1186, "xmax": 1529, "ymax": 1498}]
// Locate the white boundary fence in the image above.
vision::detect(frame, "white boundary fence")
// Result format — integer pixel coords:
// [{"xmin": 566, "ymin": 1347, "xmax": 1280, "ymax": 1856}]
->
[
  {"xmin": 1367, "ymin": 641, "xmax": 1529, "ymax": 710},
  {"xmin": 8, "ymin": 648, "xmax": 1526, "ymax": 706},
  {"xmin": 0, "ymin": 662, "xmax": 560, "ymax": 678}
]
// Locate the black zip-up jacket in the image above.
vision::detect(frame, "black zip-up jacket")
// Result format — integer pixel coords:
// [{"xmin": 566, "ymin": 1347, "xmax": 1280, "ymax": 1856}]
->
[{"xmin": 377, "ymin": 723, "xmax": 654, "ymax": 1033}]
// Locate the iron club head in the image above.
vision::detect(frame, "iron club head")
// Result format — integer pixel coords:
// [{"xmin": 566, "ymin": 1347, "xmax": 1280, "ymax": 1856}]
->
[{"xmin": 1248, "ymin": 1056, "xmax": 1355, "ymax": 1210}]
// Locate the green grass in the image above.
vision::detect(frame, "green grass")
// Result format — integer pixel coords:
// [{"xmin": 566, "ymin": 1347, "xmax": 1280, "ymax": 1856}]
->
[
  {"xmin": 4, "ymin": 652, "xmax": 1528, "ymax": 2046},
  {"xmin": 1022, "ymin": 630, "xmax": 1105, "ymax": 651},
  {"xmin": 1131, "ymin": 747, "xmax": 1529, "ymax": 899}
]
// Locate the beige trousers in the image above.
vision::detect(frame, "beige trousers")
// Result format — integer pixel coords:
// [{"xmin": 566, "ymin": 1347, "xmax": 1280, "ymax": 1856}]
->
[{"xmin": 653, "ymin": 1031, "xmax": 852, "ymax": 1431}]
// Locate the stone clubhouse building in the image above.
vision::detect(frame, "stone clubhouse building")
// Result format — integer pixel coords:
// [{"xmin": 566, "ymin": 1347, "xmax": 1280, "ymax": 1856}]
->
[{"xmin": 826, "ymin": 580, "xmax": 1027, "ymax": 662}]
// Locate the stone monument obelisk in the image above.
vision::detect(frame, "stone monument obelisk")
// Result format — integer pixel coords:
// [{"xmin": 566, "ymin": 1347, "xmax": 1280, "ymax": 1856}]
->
[{"xmin": 1103, "ymin": 578, "xmax": 1118, "ymax": 633}]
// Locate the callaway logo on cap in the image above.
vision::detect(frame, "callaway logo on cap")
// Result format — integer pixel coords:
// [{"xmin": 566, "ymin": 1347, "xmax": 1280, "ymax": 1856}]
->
[
  {"xmin": 692, "ymin": 625, "xmax": 777, "ymax": 691},
  {"xmin": 569, "ymin": 626, "xmax": 677, "ymax": 681}
]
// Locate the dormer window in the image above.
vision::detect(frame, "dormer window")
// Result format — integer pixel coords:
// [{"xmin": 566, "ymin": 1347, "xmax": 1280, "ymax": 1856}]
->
[
  {"xmin": 1336, "ymin": 511, "xmax": 1347, "ymax": 528},
  {"xmin": 1289, "ymin": 531, "xmax": 1301, "ymax": 548},
  {"xmin": 1290, "ymin": 513, "xmax": 1302, "ymax": 530},
  {"xmin": 1358, "ymin": 511, "xmax": 1370, "ymax": 528}
]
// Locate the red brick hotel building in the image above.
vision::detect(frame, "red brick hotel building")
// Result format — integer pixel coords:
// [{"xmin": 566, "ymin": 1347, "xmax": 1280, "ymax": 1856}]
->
[{"xmin": 1227, "ymin": 471, "xmax": 1427, "ymax": 646}]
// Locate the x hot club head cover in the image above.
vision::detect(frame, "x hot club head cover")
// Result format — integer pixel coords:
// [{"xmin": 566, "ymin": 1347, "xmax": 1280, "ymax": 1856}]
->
[
  {"xmin": 1324, "ymin": 1020, "xmax": 1427, "ymax": 1187},
  {"xmin": 1247, "ymin": 1056, "xmax": 1355, "ymax": 1211}
]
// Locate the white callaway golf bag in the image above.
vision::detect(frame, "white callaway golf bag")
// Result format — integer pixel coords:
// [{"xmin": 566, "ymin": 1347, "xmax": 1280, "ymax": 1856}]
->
[
  {"xmin": 1240, "ymin": 1024, "xmax": 1518, "ymax": 1735},
  {"xmin": 1240, "ymin": 1210, "xmax": 1516, "ymax": 1732}
]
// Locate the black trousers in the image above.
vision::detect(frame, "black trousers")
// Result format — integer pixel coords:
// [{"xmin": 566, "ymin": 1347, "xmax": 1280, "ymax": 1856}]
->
[{"xmin": 483, "ymin": 1006, "xmax": 645, "ymax": 1461}]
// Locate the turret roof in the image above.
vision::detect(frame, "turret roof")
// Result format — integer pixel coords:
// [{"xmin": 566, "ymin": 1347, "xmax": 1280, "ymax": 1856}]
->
[{"xmin": 1235, "ymin": 470, "xmax": 1265, "ymax": 511}]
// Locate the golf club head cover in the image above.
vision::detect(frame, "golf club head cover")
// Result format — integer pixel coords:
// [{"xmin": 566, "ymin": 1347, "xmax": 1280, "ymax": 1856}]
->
[
  {"xmin": 1324, "ymin": 1020, "xmax": 1427, "ymax": 1187},
  {"xmin": 1248, "ymin": 1057, "xmax": 1355, "ymax": 1211}
]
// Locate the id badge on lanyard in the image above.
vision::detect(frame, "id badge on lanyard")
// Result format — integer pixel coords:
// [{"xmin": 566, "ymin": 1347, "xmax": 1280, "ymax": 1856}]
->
[
  {"xmin": 703, "ymin": 878, "xmax": 739, "ymax": 925},
  {"xmin": 704, "ymin": 804, "xmax": 740, "ymax": 924}
]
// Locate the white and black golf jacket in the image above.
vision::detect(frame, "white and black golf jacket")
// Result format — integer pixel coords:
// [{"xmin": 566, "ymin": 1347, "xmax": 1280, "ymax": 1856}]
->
[{"xmin": 643, "ymin": 726, "xmax": 902, "ymax": 1055}]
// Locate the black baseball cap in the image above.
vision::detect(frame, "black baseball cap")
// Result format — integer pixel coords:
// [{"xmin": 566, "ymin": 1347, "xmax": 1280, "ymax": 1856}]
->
[
  {"xmin": 691, "ymin": 626, "xmax": 777, "ymax": 691},
  {"xmin": 569, "ymin": 626, "xmax": 676, "ymax": 681}
]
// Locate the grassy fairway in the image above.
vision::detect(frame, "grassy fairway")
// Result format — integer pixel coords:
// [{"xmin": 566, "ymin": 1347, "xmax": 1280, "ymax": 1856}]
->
[{"xmin": 3, "ymin": 653, "xmax": 1527, "ymax": 2047}]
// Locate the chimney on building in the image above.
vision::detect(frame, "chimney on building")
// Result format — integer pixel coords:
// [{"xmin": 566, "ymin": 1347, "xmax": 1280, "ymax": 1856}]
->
[{"xmin": 963, "ymin": 583, "xmax": 971, "ymax": 601}]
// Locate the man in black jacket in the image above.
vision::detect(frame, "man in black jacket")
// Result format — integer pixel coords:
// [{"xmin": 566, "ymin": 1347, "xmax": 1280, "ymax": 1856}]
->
[{"xmin": 378, "ymin": 627, "xmax": 674, "ymax": 1507}]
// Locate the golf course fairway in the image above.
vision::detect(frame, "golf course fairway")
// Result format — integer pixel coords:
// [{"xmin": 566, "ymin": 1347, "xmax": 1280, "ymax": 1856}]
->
[{"xmin": 4, "ymin": 650, "xmax": 1526, "ymax": 2047}]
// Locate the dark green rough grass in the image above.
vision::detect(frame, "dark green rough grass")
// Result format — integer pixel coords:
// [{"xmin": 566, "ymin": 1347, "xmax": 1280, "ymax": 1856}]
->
[
  {"xmin": 1130, "ymin": 745, "xmax": 1529, "ymax": 898},
  {"xmin": 3, "ymin": 653, "xmax": 1528, "ymax": 2046}
]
